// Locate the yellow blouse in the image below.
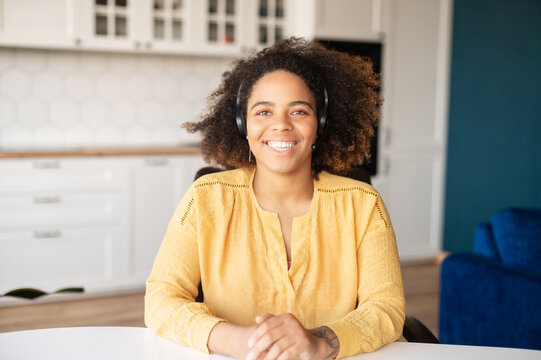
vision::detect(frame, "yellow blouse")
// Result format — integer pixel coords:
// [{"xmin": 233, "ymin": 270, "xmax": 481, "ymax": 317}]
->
[{"xmin": 145, "ymin": 168, "xmax": 405, "ymax": 359}]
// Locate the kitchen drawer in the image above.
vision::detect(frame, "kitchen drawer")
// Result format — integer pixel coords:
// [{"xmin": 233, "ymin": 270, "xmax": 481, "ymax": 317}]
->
[
  {"xmin": 0, "ymin": 225, "xmax": 126, "ymax": 292},
  {"xmin": 0, "ymin": 191, "xmax": 121, "ymax": 228},
  {"xmin": 0, "ymin": 158, "xmax": 129, "ymax": 193}
]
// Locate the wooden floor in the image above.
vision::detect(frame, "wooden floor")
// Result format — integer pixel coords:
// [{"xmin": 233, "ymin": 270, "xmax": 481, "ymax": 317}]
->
[{"xmin": 0, "ymin": 261, "xmax": 440, "ymax": 336}]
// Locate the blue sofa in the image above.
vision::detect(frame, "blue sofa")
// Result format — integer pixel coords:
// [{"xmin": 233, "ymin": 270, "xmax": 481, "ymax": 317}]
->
[{"xmin": 439, "ymin": 208, "xmax": 541, "ymax": 350}]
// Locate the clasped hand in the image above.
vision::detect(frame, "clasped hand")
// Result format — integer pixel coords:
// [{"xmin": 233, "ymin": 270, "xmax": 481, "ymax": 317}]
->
[{"xmin": 243, "ymin": 313, "xmax": 330, "ymax": 360}]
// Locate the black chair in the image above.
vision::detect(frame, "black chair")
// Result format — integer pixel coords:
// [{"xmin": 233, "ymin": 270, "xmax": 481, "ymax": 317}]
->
[{"xmin": 192, "ymin": 166, "xmax": 438, "ymax": 343}]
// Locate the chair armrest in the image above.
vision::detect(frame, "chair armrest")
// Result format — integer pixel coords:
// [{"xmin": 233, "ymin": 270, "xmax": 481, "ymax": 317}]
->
[{"xmin": 402, "ymin": 315, "xmax": 439, "ymax": 343}]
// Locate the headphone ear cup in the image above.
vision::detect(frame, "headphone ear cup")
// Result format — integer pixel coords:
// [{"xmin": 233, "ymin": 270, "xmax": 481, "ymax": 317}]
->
[
  {"xmin": 317, "ymin": 87, "xmax": 329, "ymax": 136},
  {"xmin": 236, "ymin": 111, "xmax": 245, "ymax": 136},
  {"xmin": 236, "ymin": 83, "xmax": 246, "ymax": 136},
  {"xmin": 318, "ymin": 113, "xmax": 327, "ymax": 136}
]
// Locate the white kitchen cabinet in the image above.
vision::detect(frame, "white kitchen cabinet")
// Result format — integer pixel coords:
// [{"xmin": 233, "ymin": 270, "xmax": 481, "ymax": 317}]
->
[
  {"xmin": 0, "ymin": 0, "xmax": 76, "ymax": 48},
  {"xmin": 0, "ymin": 157, "xmax": 131, "ymax": 294},
  {"xmin": 288, "ymin": 0, "xmax": 382, "ymax": 42},
  {"xmin": 0, "ymin": 225, "xmax": 126, "ymax": 292},
  {"xmin": 132, "ymin": 155, "xmax": 205, "ymax": 283},
  {"xmin": 74, "ymin": 0, "xmax": 139, "ymax": 51},
  {"xmin": 314, "ymin": 0, "xmax": 382, "ymax": 41},
  {"xmin": 0, "ymin": 154, "xmax": 206, "ymax": 297},
  {"xmin": 75, "ymin": 0, "xmax": 193, "ymax": 53},
  {"xmin": 132, "ymin": 157, "xmax": 177, "ymax": 283},
  {"xmin": 0, "ymin": 0, "xmax": 289, "ymax": 55}
]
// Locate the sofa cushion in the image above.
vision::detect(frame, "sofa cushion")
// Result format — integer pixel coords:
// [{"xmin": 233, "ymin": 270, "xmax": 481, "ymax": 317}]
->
[
  {"xmin": 474, "ymin": 223, "xmax": 500, "ymax": 261},
  {"xmin": 491, "ymin": 208, "xmax": 541, "ymax": 278}
]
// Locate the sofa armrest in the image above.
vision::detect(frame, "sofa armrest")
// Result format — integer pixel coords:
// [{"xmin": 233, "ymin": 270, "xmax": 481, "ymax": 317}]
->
[{"xmin": 439, "ymin": 253, "xmax": 541, "ymax": 350}]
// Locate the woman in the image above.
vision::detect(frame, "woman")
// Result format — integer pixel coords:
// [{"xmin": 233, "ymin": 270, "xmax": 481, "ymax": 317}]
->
[{"xmin": 145, "ymin": 38, "xmax": 405, "ymax": 360}]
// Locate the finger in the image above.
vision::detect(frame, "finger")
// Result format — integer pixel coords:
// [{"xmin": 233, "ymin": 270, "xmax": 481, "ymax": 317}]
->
[
  {"xmin": 248, "ymin": 326, "xmax": 289, "ymax": 360},
  {"xmin": 275, "ymin": 345, "xmax": 298, "ymax": 360},
  {"xmin": 262, "ymin": 339, "xmax": 295, "ymax": 360},
  {"xmin": 253, "ymin": 350, "xmax": 269, "ymax": 360},
  {"xmin": 255, "ymin": 312, "xmax": 273, "ymax": 325},
  {"xmin": 248, "ymin": 316, "xmax": 284, "ymax": 348}
]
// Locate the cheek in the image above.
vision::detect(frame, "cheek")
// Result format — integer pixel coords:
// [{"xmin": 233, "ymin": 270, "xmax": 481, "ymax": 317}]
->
[
  {"xmin": 300, "ymin": 120, "xmax": 318, "ymax": 140},
  {"xmin": 246, "ymin": 119, "xmax": 264, "ymax": 139}
]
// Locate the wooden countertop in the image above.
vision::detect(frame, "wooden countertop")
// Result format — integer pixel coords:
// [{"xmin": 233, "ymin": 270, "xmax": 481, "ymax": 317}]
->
[{"xmin": 0, "ymin": 145, "xmax": 201, "ymax": 159}]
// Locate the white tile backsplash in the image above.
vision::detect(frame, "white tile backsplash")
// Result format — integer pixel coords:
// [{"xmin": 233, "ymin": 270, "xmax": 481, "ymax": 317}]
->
[
  {"xmin": 2, "ymin": 69, "xmax": 32, "ymax": 99},
  {"xmin": 0, "ymin": 48, "xmax": 232, "ymax": 149}
]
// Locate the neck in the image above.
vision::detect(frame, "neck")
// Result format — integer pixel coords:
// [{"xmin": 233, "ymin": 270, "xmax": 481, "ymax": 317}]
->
[{"xmin": 252, "ymin": 164, "xmax": 314, "ymax": 208}]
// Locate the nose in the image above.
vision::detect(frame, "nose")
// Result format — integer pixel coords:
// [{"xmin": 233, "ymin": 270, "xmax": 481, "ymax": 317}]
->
[{"xmin": 272, "ymin": 110, "xmax": 293, "ymax": 132}]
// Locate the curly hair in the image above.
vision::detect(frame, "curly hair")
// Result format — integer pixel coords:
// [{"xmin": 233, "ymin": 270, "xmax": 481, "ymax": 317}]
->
[{"xmin": 184, "ymin": 37, "xmax": 381, "ymax": 177}]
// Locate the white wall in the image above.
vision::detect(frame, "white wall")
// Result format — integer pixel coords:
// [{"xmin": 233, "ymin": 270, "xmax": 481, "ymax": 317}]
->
[{"xmin": 0, "ymin": 49, "xmax": 232, "ymax": 149}]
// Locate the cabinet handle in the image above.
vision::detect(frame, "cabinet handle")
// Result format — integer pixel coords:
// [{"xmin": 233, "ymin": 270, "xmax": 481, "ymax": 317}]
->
[
  {"xmin": 145, "ymin": 42, "xmax": 152, "ymax": 50},
  {"xmin": 74, "ymin": 38, "xmax": 83, "ymax": 46},
  {"xmin": 145, "ymin": 158, "xmax": 169, "ymax": 167},
  {"xmin": 34, "ymin": 230, "xmax": 62, "ymax": 239},
  {"xmin": 134, "ymin": 41, "xmax": 141, "ymax": 49},
  {"xmin": 33, "ymin": 160, "xmax": 60, "ymax": 169},
  {"xmin": 33, "ymin": 195, "xmax": 61, "ymax": 204}
]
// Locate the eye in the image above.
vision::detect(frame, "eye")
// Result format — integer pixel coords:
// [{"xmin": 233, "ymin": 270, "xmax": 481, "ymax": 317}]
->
[
  {"xmin": 291, "ymin": 109, "xmax": 309, "ymax": 115},
  {"xmin": 255, "ymin": 110, "xmax": 271, "ymax": 116}
]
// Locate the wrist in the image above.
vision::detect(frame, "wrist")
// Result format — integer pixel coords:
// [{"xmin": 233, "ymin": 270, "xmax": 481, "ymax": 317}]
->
[
  {"xmin": 311, "ymin": 326, "xmax": 340, "ymax": 360},
  {"xmin": 208, "ymin": 321, "xmax": 254, "ymax": 359},
  {"xmin": 208, "ymin": 322, "xmax": 237, "ymax": 357},
  {"xmin": 313, "ymin": 334, "xmax": 330, "ymax": 360}
]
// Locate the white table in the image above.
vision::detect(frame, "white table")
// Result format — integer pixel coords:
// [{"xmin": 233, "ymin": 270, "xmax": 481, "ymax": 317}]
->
[{"xmin": 0, "ymin": 327, "xmax": 539, "ymax": 360}]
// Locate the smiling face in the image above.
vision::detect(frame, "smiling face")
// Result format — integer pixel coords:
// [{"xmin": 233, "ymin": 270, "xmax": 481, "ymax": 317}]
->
[{"xmin": 246, "ymin": 70, "xmax": 318, "ymax": 177}]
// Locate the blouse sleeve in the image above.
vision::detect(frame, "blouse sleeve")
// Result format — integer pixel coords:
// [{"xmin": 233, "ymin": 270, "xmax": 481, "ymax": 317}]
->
[
  {"xmin": 144, "ymin": 184, "xmax": 225, "ymax": 353},
  {"xmin": 324, "ymin": 194, "xmax": 406, "ymax": 359}
]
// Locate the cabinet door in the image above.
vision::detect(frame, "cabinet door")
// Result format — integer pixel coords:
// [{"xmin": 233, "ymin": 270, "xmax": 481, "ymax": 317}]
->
[
  {"xmin": 253, "ymin": 0, "xmax": 287, "ymax": 47},
  {"xmin": 75, "ymin": 0, "xmax": 139, "ymax": 51},
  {"xmin": 0, "ymin": 0, "xmax": 75, "ymax": 48},
  {"xmin": 0, "ymin": 225, "xmax": 126, "ymax": 293},
  {"xmin": 132, "ymin": 155, "xmax": 206, "ymax": 283},
  {"xmin": 189, "ymin": 0, "xmax": 243, "ymax": 55},
  {"xmin": 141, "ymin": 0, "xmax": 190, "ymax": 52},
  {"xmin": 132, "ymin": 157, "xmax": 177, "ymax": 282},
  {"xmin": 313, "ymin": 0, "xmax": 381, "ymax": 42}
]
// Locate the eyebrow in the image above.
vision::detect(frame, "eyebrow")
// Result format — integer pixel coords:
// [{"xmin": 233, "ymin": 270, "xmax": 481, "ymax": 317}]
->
[{"xmin": 250, "ymin": 100, "xmax": 314, "ymax": 111}]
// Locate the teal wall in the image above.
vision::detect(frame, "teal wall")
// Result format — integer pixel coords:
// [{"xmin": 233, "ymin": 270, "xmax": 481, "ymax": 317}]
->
[{"xmin": 443, "ymin": 0, "xmax": 541, "ymax": 251}]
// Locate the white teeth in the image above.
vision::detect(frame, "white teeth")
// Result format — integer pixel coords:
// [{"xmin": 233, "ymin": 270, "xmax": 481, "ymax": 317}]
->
[{"xmin": 267, "ymin": 141, "xmax": 295, "ymax": 150}]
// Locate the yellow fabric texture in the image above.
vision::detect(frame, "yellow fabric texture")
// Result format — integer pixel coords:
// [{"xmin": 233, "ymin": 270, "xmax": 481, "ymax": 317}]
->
[{"xmin": 145, "ymin": 168, "xmax": 405, "ymax": 359}]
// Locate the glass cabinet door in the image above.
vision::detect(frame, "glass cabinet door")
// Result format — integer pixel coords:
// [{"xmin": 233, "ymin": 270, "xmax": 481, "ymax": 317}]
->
[
  {"xmin": 93, "ymin": 0, "xmax": 130, "ymax": 39},
  {"xmin": 206, "ymin": 0, "xmax": 238, "ymax": 45},
  {"xmin": 152, "ymin": 0, "xmax": 186, "ymax": 43},
  {"xmin": 257, "ymin": 0, "xmax": 285, "ymax": 46}
]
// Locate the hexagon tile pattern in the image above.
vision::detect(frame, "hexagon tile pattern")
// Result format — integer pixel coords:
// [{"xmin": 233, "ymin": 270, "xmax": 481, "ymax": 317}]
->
[{"xmin": 0, "ymin": 48, "xmax": 231, "ymax": 149}]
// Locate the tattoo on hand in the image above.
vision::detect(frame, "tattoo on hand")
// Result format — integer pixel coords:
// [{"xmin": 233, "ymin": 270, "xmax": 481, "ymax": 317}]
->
[{"xmin": 312, "ymin": 326, "xmax": 340, "ymax": 359}]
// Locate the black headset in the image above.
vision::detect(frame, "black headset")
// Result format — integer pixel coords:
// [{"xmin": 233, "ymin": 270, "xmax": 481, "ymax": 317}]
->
[{"xmin": 236, "ymin": 82, "xmax": 329, "ymax": 137}]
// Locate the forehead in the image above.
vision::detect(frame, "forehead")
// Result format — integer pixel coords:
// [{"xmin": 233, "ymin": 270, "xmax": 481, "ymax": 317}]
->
[{"xmin": 248, "ymin": 70, "xmax": 315, "ymax": 103}]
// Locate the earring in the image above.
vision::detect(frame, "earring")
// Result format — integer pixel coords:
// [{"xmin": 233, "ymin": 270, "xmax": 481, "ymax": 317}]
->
[
  {"xmin": 249, "ymin": 149, "xmax": 252, "ymax": 162},
  {"xmin": 312, "ymin": 144, "xmax": 316, "ymax": 151}
]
